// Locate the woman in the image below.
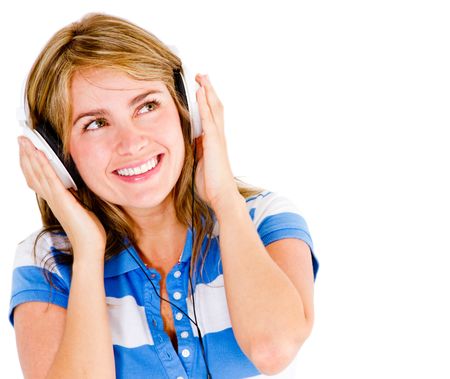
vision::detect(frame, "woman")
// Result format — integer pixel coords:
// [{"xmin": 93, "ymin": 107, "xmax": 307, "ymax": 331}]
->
[{"xmin": 10, "ymin": 13, "xmax": 318, "ymax": 379}]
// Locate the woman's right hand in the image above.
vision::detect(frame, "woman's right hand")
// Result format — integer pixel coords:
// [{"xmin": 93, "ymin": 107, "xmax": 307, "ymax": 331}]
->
[{"xmin": 18, "ymin": 136, "xmax": 106, "ymax": 259}]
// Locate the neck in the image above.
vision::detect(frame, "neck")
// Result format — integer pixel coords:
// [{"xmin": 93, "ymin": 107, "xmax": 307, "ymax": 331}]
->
[{"xmin": 125, "ymin": 194, "xmax": 188, "ymax": 273}]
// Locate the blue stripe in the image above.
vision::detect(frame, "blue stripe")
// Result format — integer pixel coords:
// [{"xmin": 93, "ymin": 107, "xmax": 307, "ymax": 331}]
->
[
  {"xmin": 205, "ymin": 328, "xmax": 259, "ymax": 378},
  {"xmin": 258, "ymin": 213, "xmax": 319, "ymax": 279},
  {"xmin": 113, "ymin": 345, "xmax": 172, "ymax": 379},
  {"xmin": 105, "ymin": 270, "xmax": 148, "ymax": 306},
  {"xmin": 258, "ymin": 212, "xmax": 310, "ymax": 239},
  {"xmin": 9, "ymin": 266, "xmax": 68, "ymax": 325}
]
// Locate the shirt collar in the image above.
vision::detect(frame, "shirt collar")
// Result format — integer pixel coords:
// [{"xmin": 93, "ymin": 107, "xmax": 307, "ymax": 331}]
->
[
  {"xmin": 104, "ymin": 244, "xmax": 140, "ymax": 278},
  {"xmin": 104, "ymin": 228, "xmax": 194, "ymax": 278}
]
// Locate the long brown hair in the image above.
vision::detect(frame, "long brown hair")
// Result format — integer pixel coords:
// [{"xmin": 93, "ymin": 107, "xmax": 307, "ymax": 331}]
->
[{"xmin": 26, "ymin": 13, "xmax": 262, "ymax": 281}]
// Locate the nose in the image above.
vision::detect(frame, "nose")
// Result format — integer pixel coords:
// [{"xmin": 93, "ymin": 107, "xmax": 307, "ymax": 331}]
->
[{"xmin": 115, "ymin": 123, "xmax": 148, "ymax": 156}]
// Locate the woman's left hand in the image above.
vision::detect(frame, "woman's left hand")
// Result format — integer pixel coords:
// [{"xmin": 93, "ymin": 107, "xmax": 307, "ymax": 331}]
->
[{"xmin": 194, "ymin": 74, "xmax": 240, "ymax": 212}]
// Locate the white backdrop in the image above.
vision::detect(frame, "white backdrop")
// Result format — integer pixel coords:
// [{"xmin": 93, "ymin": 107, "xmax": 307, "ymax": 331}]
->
[{"xmin": 0, "ymin": 1, "xmax": 449, "ymax": 378}]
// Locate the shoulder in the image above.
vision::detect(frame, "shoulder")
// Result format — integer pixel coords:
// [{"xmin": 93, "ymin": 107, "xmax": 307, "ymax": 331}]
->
[
  {"xmin": 245, "ymin": 190, "xmax": 310, "ymax": 235},
  {"xmin": 212, "ymin": 190, "xmax": 310, "ymax": 237},
  {"xmin": 246, "ymin": 190, "xmax": 315, "ymax": 259},
  {"xmin": 245, "ymin": 190, "xmax": 304, "ymax": 222},
  {"xmin": 10, "ymin": 229, "xmax": 72, "ymax": 326},
  {"xmin": 14, "ymin": 229, "xmax": 71, "ymax": 274}
]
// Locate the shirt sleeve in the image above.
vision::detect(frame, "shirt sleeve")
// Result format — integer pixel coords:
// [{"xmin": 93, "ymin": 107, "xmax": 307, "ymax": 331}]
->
[
  {"xmin": 247, "ymin": 191, "xmax": 319, "ymax": 280},
  {"xmin": 9, "ymin": 230, "xmax": 71, "ymax": 326}
]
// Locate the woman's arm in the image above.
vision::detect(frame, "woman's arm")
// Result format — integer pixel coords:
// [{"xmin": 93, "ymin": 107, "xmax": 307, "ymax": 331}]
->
[
  {"xmin": 214, "ymin": 192, "xmax": 315, "ymax": 375},
  {"xmin": 15, "ymin": 138, "xmax": 115, "ymax": 379},
  {"xmin": 193, "ymin": 74, "xmax": 315, "ymax": 374},
  {"xmin": 14, "ymin": 252, "xmax": 113, "ymax": 379}
]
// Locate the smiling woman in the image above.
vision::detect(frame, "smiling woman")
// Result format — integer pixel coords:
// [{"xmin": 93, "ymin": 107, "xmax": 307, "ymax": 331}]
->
[{"xmin": 10, "ymin": 12, "xmax": 318, "ymax": 379}]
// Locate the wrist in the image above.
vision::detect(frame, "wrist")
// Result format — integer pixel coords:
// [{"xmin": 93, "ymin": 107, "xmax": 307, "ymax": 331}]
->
[
  {"xmin": 71, "ymin": 245, "xmax": 106, "ymax": 265},
  {"xmin": 212, "ymin": 190, "xmax": 247, "ymax": 223},
  {"xmin": 72, "ymin": 258, "xmax": 105, "ymax": 279}
]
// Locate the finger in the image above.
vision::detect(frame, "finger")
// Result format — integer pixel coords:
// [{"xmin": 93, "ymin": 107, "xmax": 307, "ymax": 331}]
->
[
  {"xmin": 27, "ymin": 154, "xmax": 54, "ymax": 197},
  {"xmin": 196, "ymin": 85, "xmax": 216, "ymax": 135},
  {"xmin": 18, "ymin": 138, "xmax": 41, "ymax": 191},
  {"xmin": 196, "ymin": 74, "xmax": 224, "ymax": 127},
  {"xmin": 19, "ymin": 137, "xmax": 66, "ymax": 198},
  {"xmin": 18, "ymin": 137, "xmax": 52, "ymax": 193},
  {"xmin": 33, "ymin": 147, "xmax": 69, "ymax": 200}
]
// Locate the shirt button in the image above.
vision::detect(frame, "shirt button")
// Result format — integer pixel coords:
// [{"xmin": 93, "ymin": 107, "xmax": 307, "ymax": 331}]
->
[
  {"xmin": 173, "ymin": 291, "xmax": 182, "ymax": 300},
  {"xmin": 174, "ymin": 270, "xmax": 182, "ymax": 278},
  {"xmin": 181, "ymin": 349, "xmax": 190, "ymax": 358},
  {"xmin": 176, "ymin": 377, "xmax": 184, "ymax": 379},
  {"xmin": 175, "ymin": 312, "xmax": 183, "ymax": 321},
  {"xmin": 180, "ymin": 331, "xmax": 189, "ymax": 339}
]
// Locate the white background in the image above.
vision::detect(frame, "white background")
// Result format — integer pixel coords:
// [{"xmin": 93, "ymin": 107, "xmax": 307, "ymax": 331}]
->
[{"xmin": 1, "ymin": 0, "xmax": 449, "ymax": 378}]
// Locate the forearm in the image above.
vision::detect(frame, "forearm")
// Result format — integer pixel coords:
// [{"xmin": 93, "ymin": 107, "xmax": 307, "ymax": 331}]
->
[
  {"xmin": 46, "ymin": 250, "xmax": 115, "ymax": 379},
  {"xmin": 214, "ymin": 192, "xmax": 309, "ymax": 364}
]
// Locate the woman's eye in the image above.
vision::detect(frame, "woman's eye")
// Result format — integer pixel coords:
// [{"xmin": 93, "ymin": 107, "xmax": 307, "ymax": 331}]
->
[
  {"xmin": 84, "ymin": 118, "xmax": 106, "ymax": 131},
  {"xmin": 138, "ymin": 101, "xmax": 159, "ymax": 115}
]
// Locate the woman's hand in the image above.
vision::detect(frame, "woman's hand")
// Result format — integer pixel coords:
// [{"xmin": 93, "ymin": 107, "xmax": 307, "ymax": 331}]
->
[
  {"xmin": 193, "ymin": 74, "xmax": 241, "ymax": 212},
  {"xmin": 18, "ymin": 136, "xmax": 106, "ymax": 258}
]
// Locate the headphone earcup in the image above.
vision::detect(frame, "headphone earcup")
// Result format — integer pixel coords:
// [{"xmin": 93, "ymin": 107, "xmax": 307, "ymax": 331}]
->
[
  {"xmin": 174, "ymin": 67, "xmax": 203, "ymax": 141},
  {"xmin": 22, "ymin": 122, "xmax": 81, "ymax": 190}
]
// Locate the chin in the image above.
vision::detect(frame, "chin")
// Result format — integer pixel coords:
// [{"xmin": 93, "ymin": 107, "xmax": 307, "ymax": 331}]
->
[
  {"xmin": 118, "ymin": 189, "xmax": 175, "ymax": 212},
  {"xmin": 84, "ymin": 167, "xmax": 180, "ymax": 212}
]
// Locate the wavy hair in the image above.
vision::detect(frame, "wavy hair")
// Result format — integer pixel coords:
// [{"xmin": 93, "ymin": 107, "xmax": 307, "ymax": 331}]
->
[{"xmin": 26, "ymin": 13, "xmax": 262, "ymax": 282}]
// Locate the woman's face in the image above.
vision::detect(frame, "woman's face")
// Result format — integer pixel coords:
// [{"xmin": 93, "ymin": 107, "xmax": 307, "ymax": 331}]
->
[{"xmin": 69, "ymin": 68, "xmax": 185, "ymax": 213}]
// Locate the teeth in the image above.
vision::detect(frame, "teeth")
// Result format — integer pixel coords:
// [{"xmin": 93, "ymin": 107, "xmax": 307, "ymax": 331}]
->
[{"xmin": 117, "ymin": 156, "xmax": 159, "ymax": 177}]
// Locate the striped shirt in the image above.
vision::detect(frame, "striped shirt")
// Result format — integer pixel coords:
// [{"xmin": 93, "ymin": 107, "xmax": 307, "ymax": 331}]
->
[{"xmin": 9, "ymin": 191, "xmax": 318, "ymax": 379}]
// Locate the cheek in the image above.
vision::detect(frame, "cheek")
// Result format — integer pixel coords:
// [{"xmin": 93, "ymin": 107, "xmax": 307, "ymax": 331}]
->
[
  {"xmin": 159, "ymin": 112, "xmax": 186, "ymax": 161},
  {"xmin": 169, "ymin": 121, "xmax": 186, "ymax": 169},
  {"xmin": 70, "ymin": 139, "xmax": 109, "ymax": 182}
]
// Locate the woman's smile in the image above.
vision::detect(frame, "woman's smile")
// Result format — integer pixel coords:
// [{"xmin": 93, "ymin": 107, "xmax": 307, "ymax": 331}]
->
[
  {"xmin": 115, "ymin": 154, "xmax": 161, "ymax": 176},
  {"xmin": 114, "ymin": 153, "xmax": 164, "ymax": 182}
]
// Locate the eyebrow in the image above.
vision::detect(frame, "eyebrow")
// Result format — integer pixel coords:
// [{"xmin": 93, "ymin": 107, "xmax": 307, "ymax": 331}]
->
[
  {"xmin": 128, "ymin": 90, "xmax": 163, "ymax": 107},
  {"xmin": 72, "ymin": 89, "xmax": 164, "ymax": 126}
]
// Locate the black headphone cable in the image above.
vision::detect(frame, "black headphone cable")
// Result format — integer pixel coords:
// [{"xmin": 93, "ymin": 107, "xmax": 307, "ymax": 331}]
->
[{"xmin": 123, "ymin": 137, "xmax": 212, "ymax": 378}]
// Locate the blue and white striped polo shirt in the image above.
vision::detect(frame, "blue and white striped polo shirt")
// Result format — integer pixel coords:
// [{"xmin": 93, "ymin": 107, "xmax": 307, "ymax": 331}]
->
[{"xmin": 10, "ymin": 191, "xmax": 318, "ymax": 379}]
